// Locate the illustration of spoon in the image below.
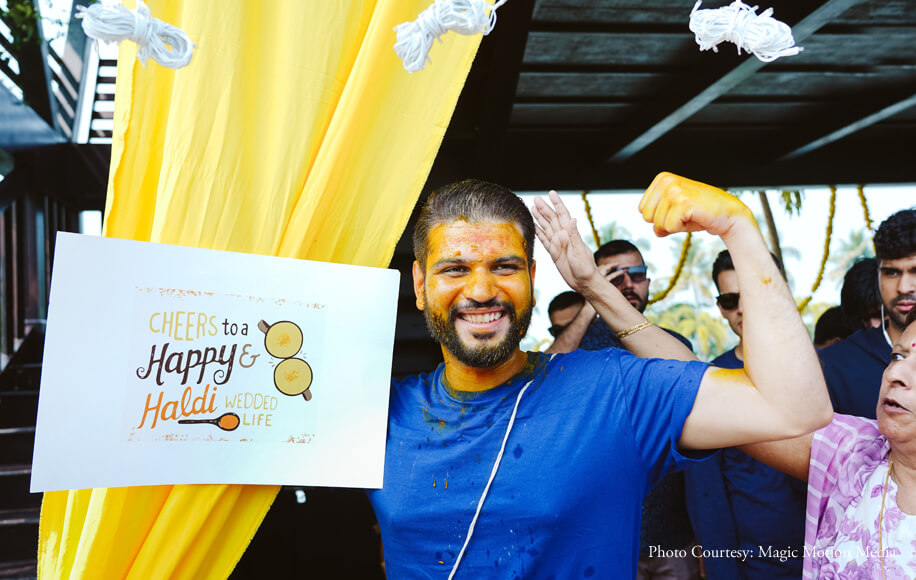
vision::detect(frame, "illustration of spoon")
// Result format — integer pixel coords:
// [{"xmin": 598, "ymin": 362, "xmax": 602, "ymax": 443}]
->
[{"xmin": 178, "ymin": 412, "xmax": 241, "ymax": 431}]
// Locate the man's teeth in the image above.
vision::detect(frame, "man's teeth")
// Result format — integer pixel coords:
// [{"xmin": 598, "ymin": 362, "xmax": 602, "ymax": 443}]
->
[{"xmin": 462, "ymin": 312, "xmax": 502, "ymax": 324}]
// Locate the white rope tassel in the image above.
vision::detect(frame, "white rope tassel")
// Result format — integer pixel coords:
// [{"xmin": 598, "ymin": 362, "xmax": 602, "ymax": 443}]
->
[
  {"xmin": 394, "ymin": 0, "xmax": 508, "ymax": 73},
  {"xmin": 689, "ymin": 0, "xmax": 802, "ymax": 63},
  {"xmin": 76, "ymin": 0, "xmax": 195, "ymax": 69}
]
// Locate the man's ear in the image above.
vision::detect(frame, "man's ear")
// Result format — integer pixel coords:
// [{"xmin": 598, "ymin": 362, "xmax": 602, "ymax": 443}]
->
[
  {"xmin": 530, "ymin": 259, "xmax": 537, "ymax": 307},
  {"xmin": 412, "ymin": 261, "xmax": 426, "ymax": 311}
]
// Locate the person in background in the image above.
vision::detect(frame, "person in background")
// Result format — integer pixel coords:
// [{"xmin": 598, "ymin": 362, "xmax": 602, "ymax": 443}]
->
[
  {"xmin": 813, "ymin": 306, "xmax": 859, "ymax": 349},
  {"xmin": 546, "ymin": 291, "xmax": 585, "ymax": 340},
  {"xmin": 685, "ymin": 249, "xmax": 807, "ymax": 579},
  {"xmin": 742, "ymin": 306, "xmax": 916, "ymax": 578},
  {"xmin": 548, "ymin": 240, "xmax": 698, "ymax": 579},
  {"xmin": 840, "ymin": 257, "xmax": 883, "ymax": 330},
  {"xmin": 819, "ymin": 209, "xmax": 916, "ymax": 418}
]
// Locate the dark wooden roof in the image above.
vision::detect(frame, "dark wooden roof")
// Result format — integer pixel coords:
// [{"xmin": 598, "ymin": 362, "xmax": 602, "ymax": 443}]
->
[{"xmin": 429, "ymin": 0, "xmax": 916, "ymax": 191}]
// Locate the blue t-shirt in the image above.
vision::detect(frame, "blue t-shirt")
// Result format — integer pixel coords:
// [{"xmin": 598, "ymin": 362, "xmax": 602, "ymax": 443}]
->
[
  {"xmin": 368, "ymin": 350, "xmax": 708, "ymax": 579},
  {"xmin": 819, "ymin": 326, "xmax": 890, "ymax": 419},
  {"xmin": 579, "ymin": 318, "xmax": 695, "ymax": 555},
  {"xmin": 685, "ymin": 347, "xmax": 806, "ymax": 579}
]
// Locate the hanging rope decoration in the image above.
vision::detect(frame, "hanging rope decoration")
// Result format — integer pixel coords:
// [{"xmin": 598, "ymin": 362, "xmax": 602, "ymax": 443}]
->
[
  {"xmin": 580, "ymin": 190, "xmax": 601, "ymax": 248},
  {"xmin": 77, "ymin": 0, "xmax": 195, "ymax": 69},
  {"xmin": 394, "ymin": 0, "xmax": 508, "ymax": 73},
  {"xmin": 797, "ymin": 185, "xmax": 837, "ymax": 313},
  {"xmin": 689, "ymin": 0, "xmax": 802, "ymax": 63},
  {"xmin": 648, "ymin": 233, "xmax": 692, "ymax": 306},
  {"xmin": 857, "ymin": 184, "xmax": 874, "ymax": 232}
]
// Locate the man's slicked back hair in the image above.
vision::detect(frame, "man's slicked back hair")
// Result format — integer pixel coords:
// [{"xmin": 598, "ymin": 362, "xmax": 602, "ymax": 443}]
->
[
  {"xmin": 593, "ymin": 239, "xmax": 642, "ymax": 265},
  {"xmin": 413, "ymin": 179, "xmax": 535, "ymax": 269},
  {"xmin": 874, "ymin": 208, "xmax": 916, "ymax": 260}
]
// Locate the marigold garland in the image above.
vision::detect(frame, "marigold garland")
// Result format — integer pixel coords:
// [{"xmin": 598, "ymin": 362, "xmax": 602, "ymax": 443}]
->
[
  {"xmin": 857, "ymin": 184, "xmax": 873, "ymax": 232},
  {"xmin": 648, "ymin": 233, "xmax": 692, "ymax": 305},
  {"xmin": 581, "ymin": 190, "xmax": 601, "ymax": 248},
  {"xmin": 797, "ymin": 185, "xmax": 836, "ymax": 313}
]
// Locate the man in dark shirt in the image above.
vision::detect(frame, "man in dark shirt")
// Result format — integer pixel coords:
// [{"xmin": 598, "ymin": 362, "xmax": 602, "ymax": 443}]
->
[
  {"xmin": 685, "ymin": 250, "xmax": 806, "ymax": 579},
  {"xmin": 819, "ymin": 209, "xmax": 916, "ymax": 418}
]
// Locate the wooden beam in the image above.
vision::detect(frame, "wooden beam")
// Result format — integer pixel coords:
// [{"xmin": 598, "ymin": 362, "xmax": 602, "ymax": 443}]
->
[
  {"xmin": 780, "ymin": 92, "xmax": 916, "ymax": 160},
  {"xmin": 470, "ymin": 0, "xmax": 536, "ymax": 178},
  {"xmin": 607, "ymin": 0, "xmax": 869, "ymax": 163}
]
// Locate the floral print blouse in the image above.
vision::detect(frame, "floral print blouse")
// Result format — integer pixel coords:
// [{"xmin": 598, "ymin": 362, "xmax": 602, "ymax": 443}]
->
[{"xmin": 805, "ymin": 414, "xmax": 916, "ymax": 578}]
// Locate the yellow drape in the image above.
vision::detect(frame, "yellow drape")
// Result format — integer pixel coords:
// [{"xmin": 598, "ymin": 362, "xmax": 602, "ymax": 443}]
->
[{"xmin": 38, "ymin": 1, "xmax": 481, "ymax": 577}]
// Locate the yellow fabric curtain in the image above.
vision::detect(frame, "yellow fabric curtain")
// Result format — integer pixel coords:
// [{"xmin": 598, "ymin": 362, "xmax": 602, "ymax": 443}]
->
[{"xmin": 38, "ymin": 1, "xmax": 481, "ymax": 577}]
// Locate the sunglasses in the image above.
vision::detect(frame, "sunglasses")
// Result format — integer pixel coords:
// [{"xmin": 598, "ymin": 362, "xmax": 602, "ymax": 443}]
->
[
  {"xmin": 608, "ymin": 265, "xmax": 648, "ymax": 286},
  {"xmin": 716, "ymin": 292, "xmax": 740, "ymax": 311},
  {"xmin": 548, "ymin": 324, "xmax": 569, "ymax": 338}
]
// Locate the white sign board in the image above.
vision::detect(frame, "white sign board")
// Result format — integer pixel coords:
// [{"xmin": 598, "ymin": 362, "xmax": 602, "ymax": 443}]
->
[{"xmin": 31, "ymin": 233, "xmax": 398, "ymax": 492}]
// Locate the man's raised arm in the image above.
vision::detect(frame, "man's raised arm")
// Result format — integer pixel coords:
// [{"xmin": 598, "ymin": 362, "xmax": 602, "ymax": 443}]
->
[
  {"xmin": 532, "ymin": 193, "xmax": 695, "ymax": 362},
  {"xmin": 636, "ymin": 173, "xmax": 832, "ymax": 450}
]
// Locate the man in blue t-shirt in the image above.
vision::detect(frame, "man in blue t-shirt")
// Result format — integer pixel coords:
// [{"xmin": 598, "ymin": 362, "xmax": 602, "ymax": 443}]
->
[
  {"xmin": 546, "ymin": 239, "xmax": 698, "ymax": 580},
  {"xmin": 367, "ymin": 174, "xmax": 832, "ymax": 579},
  {"xmin": 684, "ymin": 250, "xmax": 807, "ymax": 579},
  {"xmin": 818, "ymin": 209, "xmax": 915, "ymax": 419}
]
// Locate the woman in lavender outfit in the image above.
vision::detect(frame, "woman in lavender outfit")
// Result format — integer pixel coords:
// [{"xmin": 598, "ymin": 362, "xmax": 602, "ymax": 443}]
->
[{"xmin": 744, "ymin": 308, "xmax": 916, "ymax": 579}]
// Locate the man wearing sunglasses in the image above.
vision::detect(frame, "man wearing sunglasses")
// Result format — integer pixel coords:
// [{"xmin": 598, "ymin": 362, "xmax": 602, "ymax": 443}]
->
[
  {"xmin": 546, "ymin": 239, "xmax": 696, "ymax": 579},
  {"xmin": 547, "ymin": 240, "xmax": 691, "ymax": 354},
  {"xmin": 684, "ymin": 249, "xmax": 807, "ymax": 580}
]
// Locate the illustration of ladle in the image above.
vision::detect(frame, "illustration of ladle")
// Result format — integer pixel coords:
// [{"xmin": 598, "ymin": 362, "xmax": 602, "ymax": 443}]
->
[
  {"xmin": 260, "ymin": 320, "xmax": 313, "ymax": 401},
  {"xmin": 178, "ymin": 412, "xmax": 241, "ymax": 431}
]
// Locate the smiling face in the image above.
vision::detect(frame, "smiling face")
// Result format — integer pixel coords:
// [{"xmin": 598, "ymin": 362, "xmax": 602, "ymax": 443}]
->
[
  {"xmin": 877, "ymin": 319, "xmax": 916, "ymax": 447},
  {"xmin": 879, "ymin": 254, "xmax": 916, "ymax": 341},
  {"xmin": 596, "ymin": 251, "xmax": 649, "ymax": 313},
  {"xmin": 413, "ymin": 220, "xmax": 535, "ymax": 369}
]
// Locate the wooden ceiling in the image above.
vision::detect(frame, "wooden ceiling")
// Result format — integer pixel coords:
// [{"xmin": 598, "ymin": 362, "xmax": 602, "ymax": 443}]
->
[{"xmin": 428, "ymin": 0, "xmax": 916, "ymax": 191}]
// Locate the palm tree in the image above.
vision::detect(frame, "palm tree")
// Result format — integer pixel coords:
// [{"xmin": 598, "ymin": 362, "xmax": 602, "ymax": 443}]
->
[
  {"xmin": 647, "ymin": 303, "xmax": 732, "ymax": 361},
  {"xmin": 652, "ymin": 235, "xmax": 721, "ymax": 309},
  {"xmin": 825, "ymin": 228, "xmax": 874, "ymax": 289}
]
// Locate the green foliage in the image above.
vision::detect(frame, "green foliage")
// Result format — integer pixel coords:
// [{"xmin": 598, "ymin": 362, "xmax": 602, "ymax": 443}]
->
[
  {"xmin": 591, "ymin": 221, "xmax": 652, "ymax": 258},
  {"xmin": 780, "ymin": 190, "xmax": 804, "ymax": 216},
  {"xmin": 825, "ymin": 228, "xmax": 875, "ymax": 289},
  {"xmin": 647, "ymin": 303, "xmax": 732, "ymax": 360},
  {"xmin": 1, "ymin": 0, "xmax": 41, "ymax": 50}
]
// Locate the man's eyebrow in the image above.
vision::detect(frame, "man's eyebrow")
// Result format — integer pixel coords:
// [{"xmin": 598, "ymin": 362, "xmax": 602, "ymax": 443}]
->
[
  {"xmin": 492, "ymin": 256, "xmax": 526, "ymax": 265},
  {"xmin": 880, "ymin": 266, "xmax": 901, "ymax": 273},
  {"xmin": 431, "ymin": 258, "xmax": 467, "ymax": 269}
]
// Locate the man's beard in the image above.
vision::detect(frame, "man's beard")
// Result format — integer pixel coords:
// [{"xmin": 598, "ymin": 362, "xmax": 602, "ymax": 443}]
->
[
  {"xmin": 622, "ymin": 290, "xmax": 647, "ymax": 313},
  {"xmin": 424, "ymin": 296, "xmax": 532, "ymax": 368},
  {"xmin": 887, "ymin": 293, "xmax": 916, "ymax": 331}
]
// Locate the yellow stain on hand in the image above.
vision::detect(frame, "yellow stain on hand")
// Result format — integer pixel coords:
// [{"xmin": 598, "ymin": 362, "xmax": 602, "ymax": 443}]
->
[{"xmin": 762, "ymin": 277, "xmax": 772, "ymax": 285}]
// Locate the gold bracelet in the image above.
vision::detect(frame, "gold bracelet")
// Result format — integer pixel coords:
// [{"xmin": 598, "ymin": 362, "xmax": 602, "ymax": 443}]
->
[{"xmin": 616, "ymin": 320, "xmax": 652, "ymax": 339}]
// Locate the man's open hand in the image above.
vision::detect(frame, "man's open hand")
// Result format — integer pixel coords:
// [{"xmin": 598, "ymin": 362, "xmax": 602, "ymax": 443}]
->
[{"xmin": 531, "ymin": 192, "xmax": 599, "ymax": 293}]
